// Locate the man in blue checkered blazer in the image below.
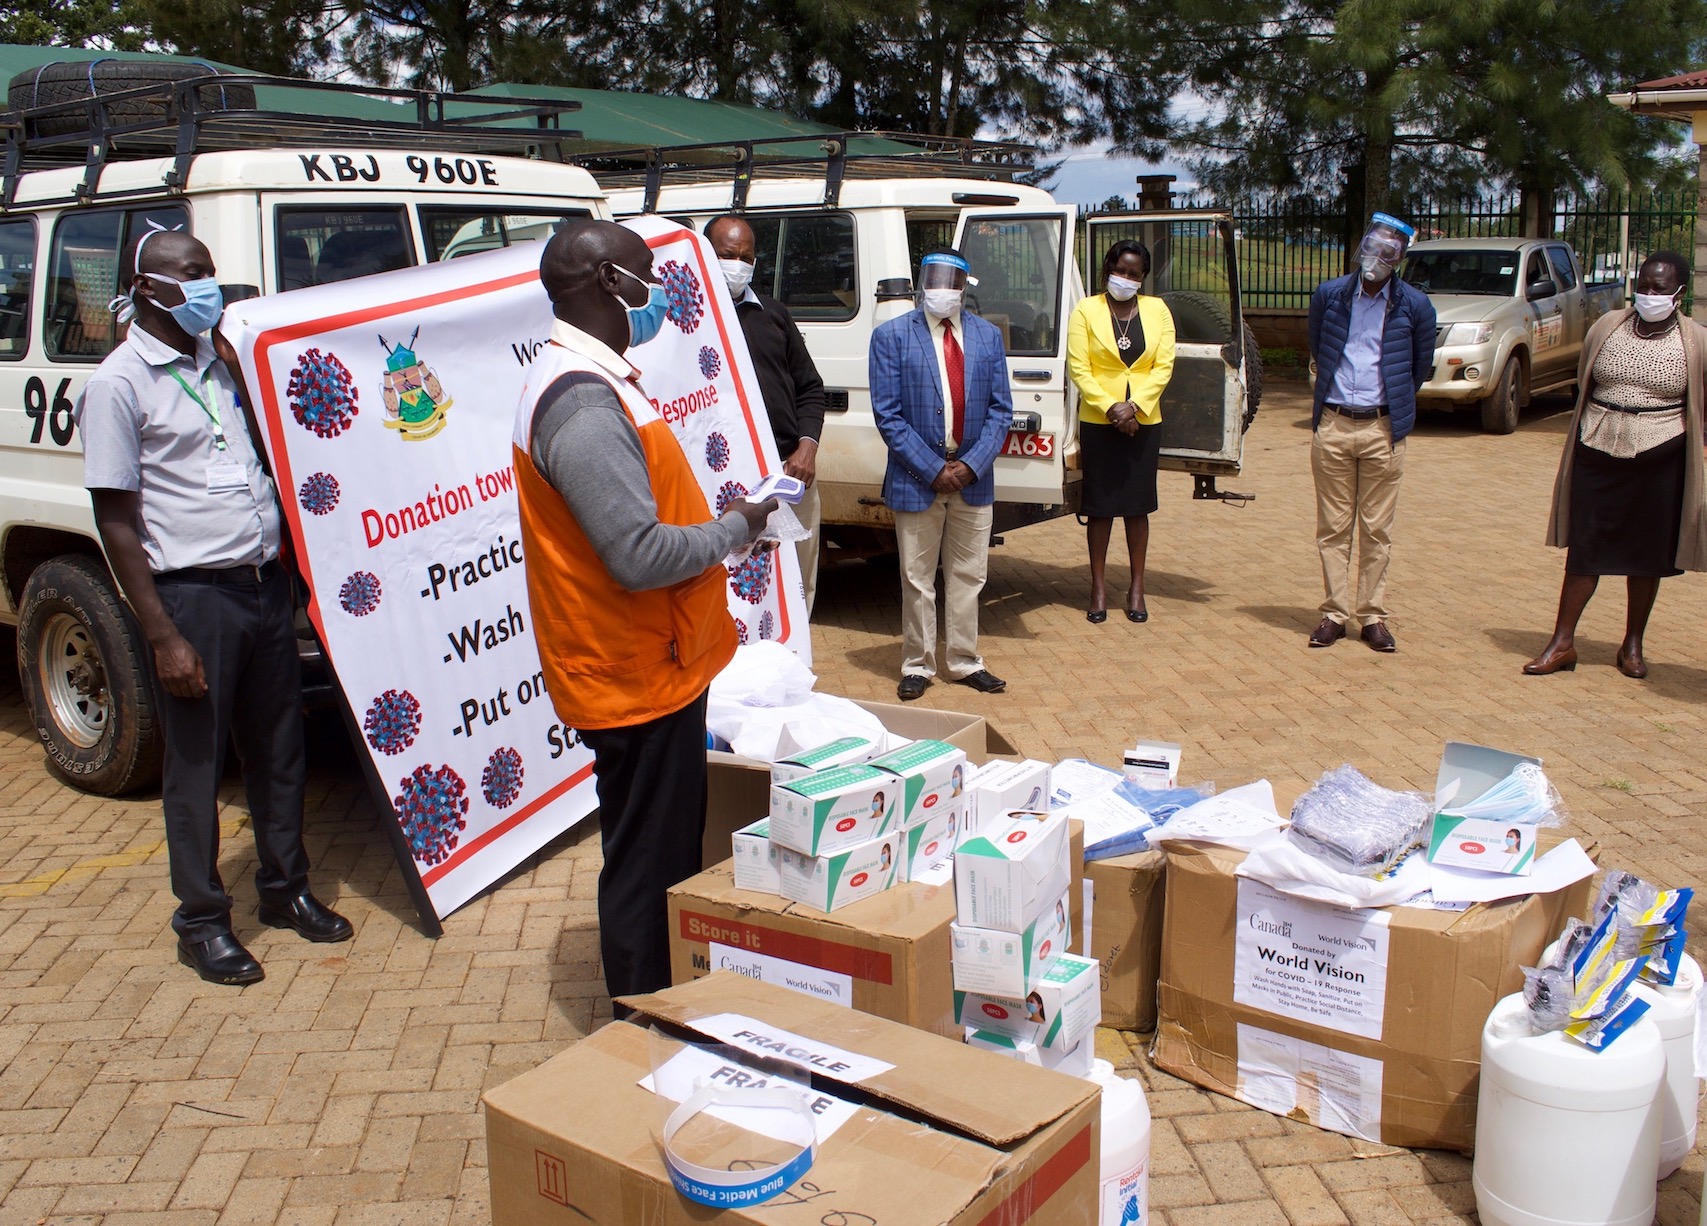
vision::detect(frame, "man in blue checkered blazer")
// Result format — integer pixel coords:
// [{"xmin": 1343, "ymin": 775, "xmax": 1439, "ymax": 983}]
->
[{"xmin": 870, "ymin": 247, "xmax": 1014, "ymax": 701}]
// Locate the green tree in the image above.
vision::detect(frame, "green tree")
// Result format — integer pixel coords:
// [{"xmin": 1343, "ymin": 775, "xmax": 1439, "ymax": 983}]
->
[
  {"xmin": 1, "ymin": 0, "xmax": 147, "ymax": 48},
  {"xmin": 138, "ymin": 0, "xmax": 348, "ymax": 76}
]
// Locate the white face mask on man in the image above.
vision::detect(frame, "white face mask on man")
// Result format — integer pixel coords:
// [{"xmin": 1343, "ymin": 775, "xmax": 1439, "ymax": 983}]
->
[
  {"xmin": 720, "ymin": 258, "xmax": 755, "ymax": 297},
  {"xmin": 923, "ymin": 288, "xmax": 964, "ymax": 317},
  {"xmin": 1633, "ymin": 289, "xmax": 1681, "ymax": 324}
]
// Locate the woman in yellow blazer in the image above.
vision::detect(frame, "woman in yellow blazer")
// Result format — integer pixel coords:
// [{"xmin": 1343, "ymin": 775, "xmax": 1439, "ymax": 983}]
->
[{"xmin": 1067, "ymin": 240, "xmax": 1176, "ymax": 622}]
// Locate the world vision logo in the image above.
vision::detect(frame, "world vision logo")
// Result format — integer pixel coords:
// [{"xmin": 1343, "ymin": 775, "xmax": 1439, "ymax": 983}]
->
[{"xmin": 380, "ymin": 327, "xmax": 453, "ymax": 441}]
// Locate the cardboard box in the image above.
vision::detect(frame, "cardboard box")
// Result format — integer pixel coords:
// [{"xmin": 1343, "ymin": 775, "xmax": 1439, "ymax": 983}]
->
[
  {"xmin": 869, "ymin": 739, "xmax": 968, "ymax": 829},
  {"xmin": 966, "ymin": 1028, "xmax": 1096, "ymax": 1077},
  {"xmin": 669, "ymin": 863, "xmax": 960, "ymax": 1036},
  {"xmin": 952, "ymin": 887, "xmax": 1072, "ymax": 997},
  {"xmin": 900, "ymin": 806, "xmax": 963, "ymax": 880},
  {"xmin": 484, "ymin": 973, "xmax": 1100, "ymax": 1225},
  {"xmin": 703, "ymin": 700, "xmax": 987, "ymax": 869},
  {"xmin": 968, "ymin": 759, "xmax": 1053, "ymax": 833},
  {"xmin": 770, "ymin": 733, "xmax": 882, "ymax": 786},
  {"xmin": 955, "ymin": 809, "xmax": 1072, "ymax": 932},
  {"xmin": 777, "ymin": 831, "xmax": 903, "ymax": 912},
  {"xmin": 1151, "ymin": 841, "xmax": 1596, "ymax": 1152},
  {"xmin": 769, "ymin": 763, "xmax": 896, "ymax": 856},
  {"xmin": 1086, "ymin": 850, "xmax": 1167, "ymax": 1031},
  {"xmin": 730, "ymin": 818, "xmax": 780, "ymax": 894},
  {"xmin": 955, "ymin": 952, "xmax": 1101, "ymax": 1052}
]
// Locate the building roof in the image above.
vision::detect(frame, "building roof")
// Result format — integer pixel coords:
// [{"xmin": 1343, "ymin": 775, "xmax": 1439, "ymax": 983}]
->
[
  {"xmin": 1607, "ymin": 66, "xmax": 1707, "ymax": 120},
  {"xmin": 1633, "ymin": 69, "xmax": 1707, "ymax": 90}
]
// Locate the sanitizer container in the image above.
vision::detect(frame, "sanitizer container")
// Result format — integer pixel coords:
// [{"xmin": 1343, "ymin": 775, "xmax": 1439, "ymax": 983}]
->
[
  {"xmin": 1631, "ymin": 952, "xmax": 1701, "ymax": 1180},
  {"xmin": 1086, "ymin": 1059, "xmax": 1150, "ymax": 1226},
  {"xmin": 1473, "ymin": 992, "xmax": 1664, "ymax": 1226}
]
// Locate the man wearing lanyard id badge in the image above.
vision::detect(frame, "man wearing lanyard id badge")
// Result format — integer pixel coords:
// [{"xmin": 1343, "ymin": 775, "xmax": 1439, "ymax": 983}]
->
[{"xmin": 74, "ymin": 228, "xmax": 351, "ymax": 986}]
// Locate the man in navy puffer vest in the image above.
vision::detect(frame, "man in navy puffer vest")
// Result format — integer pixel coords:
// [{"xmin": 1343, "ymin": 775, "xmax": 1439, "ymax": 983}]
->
[{"xmin": 1306, "ymin": 212, "xmax": 1437, "ymax": 653}]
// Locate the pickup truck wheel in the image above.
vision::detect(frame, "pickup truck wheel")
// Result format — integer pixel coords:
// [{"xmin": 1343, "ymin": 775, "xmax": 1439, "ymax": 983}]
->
[
  {"xmin": 16, "ymin": 556, "xmax": 163, "ymax": 796},
  {"xmin": 1480, "ymin": 358, "xmax": 1522, "ymax": 434}
]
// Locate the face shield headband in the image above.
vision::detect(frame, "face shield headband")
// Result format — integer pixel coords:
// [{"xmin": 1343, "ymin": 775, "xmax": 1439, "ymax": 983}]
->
[{"xmin": 919, "ymin": 252, "xmax": 977, "ymax": 292}]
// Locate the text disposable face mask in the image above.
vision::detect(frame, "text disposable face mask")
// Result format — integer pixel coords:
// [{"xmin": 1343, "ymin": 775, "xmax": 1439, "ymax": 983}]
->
[
  {"xmin": 1633, "ymin": 290, "xmax": 1680, "ymax": 323},
  {"xmin": 1105, "ymin": 274, "xmax": 1140, "ymax": 302},
  {"xmin": 610, "ymin": 262, "xmax": 671, "ymax": 347},
  {"xmin": 720, "ymin": 258, "xmax": 755, "ymax": 298}
]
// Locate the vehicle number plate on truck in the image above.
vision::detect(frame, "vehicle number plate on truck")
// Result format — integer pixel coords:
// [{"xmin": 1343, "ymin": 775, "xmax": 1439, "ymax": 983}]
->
[{"xmin": 1001, "ymin": 431, "xmax": 1055, "ymax": 458}]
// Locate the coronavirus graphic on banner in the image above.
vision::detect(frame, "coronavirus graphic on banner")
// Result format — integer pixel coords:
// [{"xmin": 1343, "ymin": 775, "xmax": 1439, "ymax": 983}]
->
[
  {"xmin": 287, "ymin": 348, "xmax": 360, "ymax": 438},
  {"xmin": 658, "ymin": 260, "xmax": 705, "ymax": 333},
  {"xmin": 715, "ymin": 479, "xmax": 748, "ymax": 517},
  {"xmin": 730, "ymin": 552, "xmax": 772, "ymax": 605},
  {"xmin": 698, "ymin": 345, "xmax": 722, "ymax": 380},
  {"xmin": 394, "ymin": 764, "xmax": 468, "ymax": 866},
  {"xmin": 705, "ymin": 431, "xmax": 730, "ymax": 472},
  {"xmin": 759, "ymin": 610, "xmax": 776, "ymax": 641},
  {"xmin": 364, "ymin": 689, "xmax": 423, "ymax": 755},
  {"xmin": 339, "ymin": 571, "xmax": 382, "ymax": 617},
  {"xmin": 482, "ymin": 747, "xmax": 524, "ymax": 809},
  {"xmin": 299, "ymin": 471, "xmax": 341, "ymax": 515}
]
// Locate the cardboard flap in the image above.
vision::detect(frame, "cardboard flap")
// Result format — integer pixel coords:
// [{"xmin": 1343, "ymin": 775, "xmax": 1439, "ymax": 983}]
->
[{"xmin": 619, "ymin": 972, "xmax": 1095, "ymax": 1147}]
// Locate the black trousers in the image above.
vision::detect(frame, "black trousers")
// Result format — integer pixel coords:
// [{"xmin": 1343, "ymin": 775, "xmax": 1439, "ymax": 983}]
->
[
  {"xmin": 580, "ymin": 691, "xmax": 709, "ymax": 1014},
  {"xmin": 153, "ymin": 567, "xmax": 310, "ymax": 942}
]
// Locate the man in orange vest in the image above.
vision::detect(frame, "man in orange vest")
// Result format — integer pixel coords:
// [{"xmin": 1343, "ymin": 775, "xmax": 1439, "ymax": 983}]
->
[{"xmin": 513, "ymin": 220, "xmax": 776, "ymax": 1008}]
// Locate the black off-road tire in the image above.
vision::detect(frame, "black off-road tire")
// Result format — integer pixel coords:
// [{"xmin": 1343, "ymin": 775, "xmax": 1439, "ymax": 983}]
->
[
  {"xmin": 1240, "ymin": 320, "xmax": 1263, "ymax": 432},
  {"xmin": 8, "ymin": 61, "xmax": 255, "ymax": 139},
  {"xmin": 1480, "ymin": 355, "xmax": 1523, "ymax": 435},
  {"xmin": 16, "ymin": 555, "xmax": 162, "ymax": 796},
  {"xmin": 1156, "ymin": 289, "xmax": 1263, "ymax": 431}
]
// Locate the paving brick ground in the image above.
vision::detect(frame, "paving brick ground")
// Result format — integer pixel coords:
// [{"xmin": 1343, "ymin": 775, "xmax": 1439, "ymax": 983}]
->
[{"xmin": 2, "ymin": 376, "xmax": 1703, "ymax": 1224}]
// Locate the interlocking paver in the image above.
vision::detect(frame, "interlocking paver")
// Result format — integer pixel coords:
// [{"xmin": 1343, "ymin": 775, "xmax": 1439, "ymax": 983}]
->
[{"xmin": 3, "ymin": 380, "xmax": 1705, "ymax": 1224}]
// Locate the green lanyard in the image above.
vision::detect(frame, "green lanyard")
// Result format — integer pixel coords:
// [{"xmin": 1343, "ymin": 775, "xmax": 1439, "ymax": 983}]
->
[{"xmin": 166, "ymin": 366, "xmax": 228, "ymax": 452}]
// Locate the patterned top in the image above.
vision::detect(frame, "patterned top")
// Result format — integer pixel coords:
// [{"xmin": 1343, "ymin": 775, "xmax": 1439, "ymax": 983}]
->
[{"xmin": 1581, "ymin": 317, "xmax": 1688, "ymax": 457}]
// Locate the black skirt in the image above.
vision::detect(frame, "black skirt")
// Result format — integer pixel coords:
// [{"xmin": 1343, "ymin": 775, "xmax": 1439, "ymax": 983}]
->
[
  {"xmin": 1080, "ymin": 419, "xmax": 1161, "ymax": 518},
  {"xmin": 1566, "ymin": 434, "xmax": 1686, "ymax": 577}
]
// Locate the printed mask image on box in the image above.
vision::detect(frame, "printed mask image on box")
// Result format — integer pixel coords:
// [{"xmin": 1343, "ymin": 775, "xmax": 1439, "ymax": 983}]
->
[
  {"xmin": 955, "ymin": 809, "xmax": 1072, "ymax": 932},
  {"xmin": 869, "ymin": 740, "xmax": 969, "ymax": 829},
  {"xmin": 967, "ymin": 759, "xmax": 1053, "ymax": 834},
  {"xmin": 769, "ymin": 764, "xmax": 897, "ymax": 856},
  {"xmin": 955, "ymin": 952, "xmax": 1102, "ymax": 1052}
]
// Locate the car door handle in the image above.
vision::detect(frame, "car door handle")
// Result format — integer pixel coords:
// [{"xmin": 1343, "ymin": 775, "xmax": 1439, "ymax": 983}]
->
[{"xmin": 1013, "ymin": 370, "xmax": 1051, "ymax": 381}]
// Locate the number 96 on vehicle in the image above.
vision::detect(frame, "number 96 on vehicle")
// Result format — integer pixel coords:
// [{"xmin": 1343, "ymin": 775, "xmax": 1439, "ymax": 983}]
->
[{"xmin": 23, "ymin": 376, "xmax": 77, "ymax": 447}]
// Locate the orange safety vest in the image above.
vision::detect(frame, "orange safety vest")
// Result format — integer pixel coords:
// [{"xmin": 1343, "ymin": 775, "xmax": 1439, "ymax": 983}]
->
[{"xmin": 512, "ymin": 328, "xmax": 736, "ymax": 731}]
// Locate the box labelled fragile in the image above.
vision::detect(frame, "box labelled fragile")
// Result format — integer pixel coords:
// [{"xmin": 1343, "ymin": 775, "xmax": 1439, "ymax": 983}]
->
[
  {"xmin": 869, "ymin": 739, "xmax": 969, "ymax": 828},
  {"xmin": 955, "ymin": 808, "xmax": 1072, "ymax": 932},
  {"xmin": 769, "ymin": 763, "xmax": 896, "ymax": 856}
]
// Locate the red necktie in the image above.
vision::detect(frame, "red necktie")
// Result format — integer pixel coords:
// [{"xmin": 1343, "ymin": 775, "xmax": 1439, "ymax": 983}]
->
[{"xmin": 942, "ymin": 321, "xmax": 966, "ymax": 447}]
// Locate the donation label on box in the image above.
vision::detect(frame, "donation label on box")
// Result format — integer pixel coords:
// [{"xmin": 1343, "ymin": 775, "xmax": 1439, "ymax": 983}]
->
[{"xmin": 1232, "ymin": 879, "xmax": 1392, "ymax": 1040}]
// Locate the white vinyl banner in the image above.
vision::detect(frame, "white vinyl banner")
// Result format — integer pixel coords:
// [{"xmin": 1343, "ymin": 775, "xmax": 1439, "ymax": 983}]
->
[{"xmin": 227, "ymin": 218, "xmax": 803, "ymax": 924}]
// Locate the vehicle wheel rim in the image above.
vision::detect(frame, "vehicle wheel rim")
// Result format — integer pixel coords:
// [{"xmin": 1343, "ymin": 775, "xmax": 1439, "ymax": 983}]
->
[{"xmin": 38, "ymin": 612, "xmax": 110, "ymax": 749}]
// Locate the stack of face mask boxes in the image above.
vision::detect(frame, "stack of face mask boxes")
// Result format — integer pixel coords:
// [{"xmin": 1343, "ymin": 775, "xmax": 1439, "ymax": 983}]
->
[
  {"xmin": 952, "ymin": 807, "xmax": 1097, "ymax": 1074},
  {"xmin": 741, "ymin": 737, "xmax": 971, "ymax": 913}
]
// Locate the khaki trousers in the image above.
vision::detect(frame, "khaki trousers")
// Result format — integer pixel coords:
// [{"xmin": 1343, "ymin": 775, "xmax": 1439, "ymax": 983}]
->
[
  {"xmin": 794, "ymin": 479, "xmax": 821, "ymax": 616},
  {"xmin": 895, "ymin": 494, "xmax": 993, "ymax": 680},
  {"xmin": 1311, "ymin": 410, "xmax": 1406, "ymax": 626}
]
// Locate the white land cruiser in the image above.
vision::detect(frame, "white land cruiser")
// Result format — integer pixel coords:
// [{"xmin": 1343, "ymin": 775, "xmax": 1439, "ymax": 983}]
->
[{"xmin": 0, "ymin": 68, "xmax": 604, "ymax": 794}]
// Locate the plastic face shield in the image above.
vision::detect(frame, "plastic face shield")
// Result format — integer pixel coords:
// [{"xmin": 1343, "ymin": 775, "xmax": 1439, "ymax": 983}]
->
[
  {"xmin": 919, "ymin": 253, "xmax": 975, "ymax": 291},
  {"xmin": 1357, "ymin": 212, "xmax": 1415, "ymax": 270}
]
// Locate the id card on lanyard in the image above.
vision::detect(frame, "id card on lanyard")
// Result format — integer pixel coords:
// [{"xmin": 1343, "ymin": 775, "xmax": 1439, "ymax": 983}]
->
[{"xmin": 168, "ymin": 366, "xmax": 248, "ymax": 493}]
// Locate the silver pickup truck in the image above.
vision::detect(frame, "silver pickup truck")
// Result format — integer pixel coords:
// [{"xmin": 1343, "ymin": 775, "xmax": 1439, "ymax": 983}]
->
[{"xmin": 1401, "ymin": 237, "xmax": 1625, "ymax": 433}]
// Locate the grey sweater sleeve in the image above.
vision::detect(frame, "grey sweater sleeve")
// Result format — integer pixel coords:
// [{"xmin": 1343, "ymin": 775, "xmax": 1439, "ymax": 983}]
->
[{"xmin": 530, "ymin": 372, "xmax": 748, "ymax": 591}]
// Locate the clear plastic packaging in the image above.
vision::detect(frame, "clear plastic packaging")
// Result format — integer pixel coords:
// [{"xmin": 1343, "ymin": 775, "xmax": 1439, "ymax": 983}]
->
[
  {"xmin": 1286, "ymin": 765, "xmax": 1431, "ymax": 876},
  {"xmin": 1438, "ymin": 761, "xmax": 1566, "ymax": 827}
]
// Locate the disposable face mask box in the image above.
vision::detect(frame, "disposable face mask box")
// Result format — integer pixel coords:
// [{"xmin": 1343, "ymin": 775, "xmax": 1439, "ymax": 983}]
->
[
  {"xmin": 777, "ymin": 831, "xmax": 903, "ymax": 912},
  {"xmin": 955, "ymin": 952, "xmax": 1101, "ymax": 1052},
  {"xmin": 1087, "ymin": 850, "xmax": 1167, "ymax": 1031},
  {"xmin": 483, "ymin": 973, "xmax": 1100, "ymax": 1225},
  {"xmin": 730, "ymin": 818, "xmax": 780, "ymax": 894},
  {"xmin": 1122, "ymin": 740, "xmax": 1181, "ymax": 789},
  {"xmin": 770, "ymin": 733, "xmax": 882, "ymax": 787},
  {"xmin": 701, "ymin": 699, "xmax": 987, "ymax": 870},
  {"xmin": 668, "ymin": 862, "xmax": 958, "ymax": 1036},
  {"xmin": 869, "ymin": 739, "xmax": 968, "ymax": 829},
  {"xmin": 1426, "ymin": 741, "xmax": 1545, "ymax": 875},
  {"xmin": 769, "ymin": 763, "xmax": 896, "ymax": 856},
  {"xmin": 951, "ymin": 887, "xmax": 1072, "ymax": 998},
  {"xmin": 901, "ymin": 806, "xmax": 963, "ymax": 880},
  {"xmin": 955, "ymin": 809, "xmax": 1072, "ymax": 932},
  {"xmin": 966, "ymin": 1028, "xmax": 1096, "ymax": 1078},
  {"xmin": 968, "ymin": 759, "xmax": 1052, "ymax": 833},
  {"xmin": 1150, "ymin": 839, "xmax": 1596, "ymax": 1152}
]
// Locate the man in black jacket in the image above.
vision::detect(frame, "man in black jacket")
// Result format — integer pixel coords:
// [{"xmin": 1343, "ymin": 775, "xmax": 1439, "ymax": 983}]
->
[{"xmin": 707, "ymin": 215, "xmax": 829, "ymax": 613}]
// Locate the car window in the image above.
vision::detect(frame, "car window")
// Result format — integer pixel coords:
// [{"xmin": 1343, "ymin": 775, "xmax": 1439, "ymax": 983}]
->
[
  {"xmin": 46, "ymin": 205, "xmax": 188, "ymax": 360},
  {"xmin": 1527, "ymin": 251, "xmax": 1550, "ymax": 288},
  {"xmin": 744, "ymin": 212, "xmax": 857, "ymax": 322},
  {"xmin": 0, "ymin": 217, "xmax": 36, "ymax": 359},
  {"xmin": 419, "ymin": 207, "xmax": 589, "ymax": 261},
  {"xmin": 276, "ymin": 207, "xmax": 414, "ymax": 291},
  {"xmin": 960, "ymin": 214, "xmax": 1066, "ymax": 355},
  {"xmin": 1546, "ymin": 246, "xmax": 1577, "ymax": 290},
  {"xmin": 1401, "ymin": 249, "xmax": 1519, "ymax": 296},
  {"xmin": 1084, "ymin": 217, "xmax": 1234, "ymax": 346},
  {"xmin": 905, "ymin": 215, "xmax": 957, "ymax": 278}
]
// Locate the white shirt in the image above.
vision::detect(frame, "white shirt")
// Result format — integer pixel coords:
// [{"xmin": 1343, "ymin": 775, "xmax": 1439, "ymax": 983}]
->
[{"xmin": 927, "ymin": 308, "xmax": 963, "ymax": 449}]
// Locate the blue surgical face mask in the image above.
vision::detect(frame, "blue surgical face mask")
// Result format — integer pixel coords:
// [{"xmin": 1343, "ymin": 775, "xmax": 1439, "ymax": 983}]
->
[
  {"xmin": 609, "ymin": 262, "xmax": 670, "ymax": 348},
  {"xmin": 145, "ymin": 272, "xmax": 225, "ymax": 335}
]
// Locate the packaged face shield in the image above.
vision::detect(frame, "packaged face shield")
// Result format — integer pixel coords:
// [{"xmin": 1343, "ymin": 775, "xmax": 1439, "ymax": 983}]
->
[{"xmin": 1286, "ymin": 764, "xmax": 1431, "ymax": 876}]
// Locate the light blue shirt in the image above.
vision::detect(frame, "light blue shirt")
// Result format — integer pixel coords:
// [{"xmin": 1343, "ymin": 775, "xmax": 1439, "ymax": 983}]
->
[{"xmin": 1326, "ymin": 277, "xmax": 1391, "ymax": 407}]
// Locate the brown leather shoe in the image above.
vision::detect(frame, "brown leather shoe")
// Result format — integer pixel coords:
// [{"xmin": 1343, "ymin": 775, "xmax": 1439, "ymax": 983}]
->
[
  {"xmin": 1308, "ymin": 617, "xmax": 1346, "ymax": 648},
  {"xmin": 1522, "ymin": 645, "xmax": 1578, "ymax": 675},
  {"xmin": 1361, "ymin": 621, "xmax": 1397, "ymax": 652},
  {"xmin": 1615, "ymin": 646, "xmax": 1648, "ymax": 679}
]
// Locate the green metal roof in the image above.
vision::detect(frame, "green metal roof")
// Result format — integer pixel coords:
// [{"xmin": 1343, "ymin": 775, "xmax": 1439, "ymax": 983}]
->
[{"xmin": 468, "ymin": 81, "xmax": 851, "ymax": 151}]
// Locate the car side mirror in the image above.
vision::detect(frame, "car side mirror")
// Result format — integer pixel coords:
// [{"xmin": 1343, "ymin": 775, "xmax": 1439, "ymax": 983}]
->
[
  {"xmin": 1526, "ymin": 278, "xmax": 1557, "ymax": 302},
  {"xmin": 874, "ymin": 277, "xmax": 914, "ymax": 303}
]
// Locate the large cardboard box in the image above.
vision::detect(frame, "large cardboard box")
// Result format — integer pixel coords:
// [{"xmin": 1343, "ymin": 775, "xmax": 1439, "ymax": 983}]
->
[
  {"xmin": 703, "ymin": 700, "xmax": 987, "ymax": 869},
  {"xmin": 669, "ymin": 862, "xmax": 960, "ymax": 1036},
  {"xmin": 1086, "ymin": 850, "xmax": 1167, "ymax": 1032},
  {"xmin": 484, "ymin": 973, "xmax": 1100, "ymax": 1225},
  {"xmin": 1151, "ymin": 842, "xmax": 1596, "ymax": 1153}
]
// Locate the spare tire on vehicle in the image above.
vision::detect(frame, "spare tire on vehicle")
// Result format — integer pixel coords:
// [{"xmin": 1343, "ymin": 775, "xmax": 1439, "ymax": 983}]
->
[
  {"xmin": 1158, "ymin": 289, "xmax": 1263, "ymax": 431},
  {"xmin": 7, "ymin": 60, "xmax": 256, "ymax": 139}
]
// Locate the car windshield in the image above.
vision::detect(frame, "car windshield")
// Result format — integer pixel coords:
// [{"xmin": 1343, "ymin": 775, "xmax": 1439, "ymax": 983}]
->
[{"xmin": 1401, "ymin": 250, "xmax": 1518, "ymax": 296}]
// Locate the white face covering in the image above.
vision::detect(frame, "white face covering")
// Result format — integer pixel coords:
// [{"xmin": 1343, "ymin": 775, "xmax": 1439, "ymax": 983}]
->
[
  {"xmin": 1633, "ymin": 290, "xmax": 1680, "ymax": 324},
  {"xmin": 1105, "ymin": 274, "xmax": 1140, "ymax": 302},
  {"xmin": 923, "ymin": 288, "xmax": 963, "ymax": 317},
  {"xmin": 719, "ymin": 258, "xmax": 755, "ymax": 297}
]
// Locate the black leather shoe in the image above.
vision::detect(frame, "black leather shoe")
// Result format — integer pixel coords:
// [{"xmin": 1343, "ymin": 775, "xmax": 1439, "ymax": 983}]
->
[
  {"xmin": 1308, "ymin": 617, "xmax": 1346, "ymax": 648},
  {"xmin": 897, "ymin": 674, "xmax": 930, "ymax": 702},
  {"xmin": 258, "ymin": 892, "xmax": 354, "ymax": 943},
  {"xmin": 178, "ymin": 933, "xmax": 264, "ymax": 986},
  {"xmin": 954, "ymin": 669, "xmax": 1007, "ymax": 694},
  {"xmin": 1361, "ymin": 621, "xmax": 1397, "ymax": 653}
]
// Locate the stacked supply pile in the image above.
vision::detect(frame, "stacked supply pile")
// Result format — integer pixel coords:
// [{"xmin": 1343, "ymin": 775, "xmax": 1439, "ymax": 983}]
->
[
  {"xmin": 868, "ymin": 739, "xmax": 972, "ymax": 881},
  {"xmin": 953, "ymin": 807, "xmax": 1098, "ymax": 1074}
]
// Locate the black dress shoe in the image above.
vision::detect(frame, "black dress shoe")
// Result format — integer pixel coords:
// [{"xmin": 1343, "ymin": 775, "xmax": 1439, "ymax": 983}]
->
[
  {"xmin": 954, "ymin": 669, "xmax": 1007, "ymax": 694},
  {"xmin": 1125, "ymin": 607, "xmax": 1149, "ymax": 623},
  {"xmin": 178, "ymin": 933, "xmax": 264, "ymax": 986},
  {"xmin": 1361, "ymin": 621, "xmax": 1397, "ymax": 653},
  {"xmin": 1086, "ymin": 608, "xmax": 1108, "ymax": 624},
  {"xmin": 1308, "ymin": 617, "xmax": 1346, "ymax": 648},
  {"xmin": 897, "ymin": 674, "xmax": 930, "ymax": 702},
  {"xmin": 258, "ymin": 892, "xmax": 354, "ymax": 943}
]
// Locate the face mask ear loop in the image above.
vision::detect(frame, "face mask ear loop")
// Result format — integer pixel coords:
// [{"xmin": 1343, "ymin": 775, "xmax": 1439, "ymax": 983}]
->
[{"xmin": 109, "ymin": 220, "xmax": 187, "ymax": 324}]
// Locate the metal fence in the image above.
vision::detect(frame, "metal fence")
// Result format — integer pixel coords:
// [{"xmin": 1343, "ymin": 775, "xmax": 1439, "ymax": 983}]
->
[{"xmin": 1079, "ymin": 192, "xmax": 1698, "ymax": 310}]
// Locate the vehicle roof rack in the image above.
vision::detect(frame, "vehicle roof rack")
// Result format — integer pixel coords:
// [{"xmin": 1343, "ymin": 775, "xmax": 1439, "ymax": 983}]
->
[
  {"xmin": 576, "ymin": 131, "xmax": 1037, "ymax": 212},
  {"xmin": 2, "ymin": 73, "xmax": 582, "ymax": 209}
]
